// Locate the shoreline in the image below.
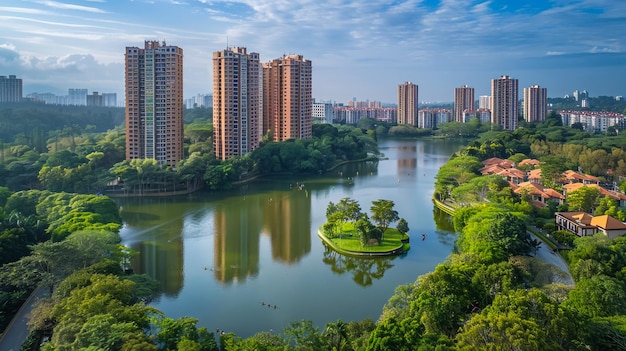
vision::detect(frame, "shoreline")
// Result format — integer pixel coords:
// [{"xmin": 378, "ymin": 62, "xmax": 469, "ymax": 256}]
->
[{"xmin": 316, "ymin": 229, "xmax": 406, "ymax": 257}]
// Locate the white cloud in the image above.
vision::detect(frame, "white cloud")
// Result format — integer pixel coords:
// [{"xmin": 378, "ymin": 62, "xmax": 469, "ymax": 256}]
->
[{"xmin": 36, "ymin": 0, "xmax": 107, "ymax": 13}]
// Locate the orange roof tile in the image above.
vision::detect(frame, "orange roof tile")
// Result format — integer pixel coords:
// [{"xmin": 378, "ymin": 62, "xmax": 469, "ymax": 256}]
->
[{"xmin": 590, "ymin": 215, "xmax": 626, "ymax": 230}]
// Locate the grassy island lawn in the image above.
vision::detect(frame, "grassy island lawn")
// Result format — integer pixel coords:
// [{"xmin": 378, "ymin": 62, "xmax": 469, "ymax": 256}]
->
[{"xmin": 319, "ymin": 223, "xmax": 410, "ymax": 255}]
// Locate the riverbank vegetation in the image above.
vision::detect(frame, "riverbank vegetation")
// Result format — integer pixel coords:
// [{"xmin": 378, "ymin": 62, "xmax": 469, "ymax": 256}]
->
[{"xmin": 5, "ymin": 102, "xmax": 626, "ymax": 348}]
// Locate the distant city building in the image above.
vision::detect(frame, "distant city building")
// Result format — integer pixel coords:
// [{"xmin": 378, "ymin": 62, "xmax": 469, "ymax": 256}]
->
[
  {"xmin": 418, "ymin": 108, "xmax": 452, "ymax": 129},
  {"xmin": 262, "ymin": 54, "xmax": 313, "ymax": 142},
  {"xmin": 523, "ymin": 85, "xmax": 547, "ymax": 122},
  {"xmin": 213, "ymin": 47, "xmax": 262, "ymax": 160},
  {"xmin": 313, "ymin": 101, "xmax": 333, "ymax": 124},
  {"xmin": 68, "ymin": 88, "xmax": 88, "ymax": 106},
  {"xmin": 102, "ymin": 93, "xmax": 117, "ymax": 107},
  {"xmin": 398, "ymin": 82, "xmax": 418, "ymax": 126},
  {"xmin": 0, "ymin": 75, "xmax": 22, "ymax": 102},
  {"xmin": 463, "ymin": 109, "xmax": 491, "ymax": 124},
  {"xmin": 26, "ymin": 92, "xmax": 60, "ymax": 105},
  {"xmin": 559, "ymin": 110, "xmax": 626, "ymax": 132},
  {"xmin": 125, "ymin": 41, "xmax": 184, "ymax": 166},
  {"xmin": 348, "ymin": 100, "xmax": 382, "ymax": 108},
  {"xmin": 185, "ymin": 94, "xmax": 212, "ymax": 108},
  {"xmin": 573, "ymin": 89, "xmax": 589, "ymax": 102},
  {"xmin": 479, "ymin": 95, "xmax": 491, "ymax": 110},
  {"xmin": 454, "ymin": 85, "xmax": 474, "ymax": 123},
  {"xmin": 333, "ymin": 105, "xmax": 397, "ymax": 124},
  {"xmin": 491, "ymin": 75, "xmax": 519, "ymax": 131},
  {"xmin": 26, "ymin": 91, "xmax": 117, "ymax": 106},
  {"xmin": 87, "ymin": 92, "xmax": 104, "ymax": 107}
]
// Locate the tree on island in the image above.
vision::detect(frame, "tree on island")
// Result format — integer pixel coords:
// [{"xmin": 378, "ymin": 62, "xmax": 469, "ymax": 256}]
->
[
  {"xmin": 324, "ymin": 198, "xmax": 406, "ymax": 248},
  {"xmin": 370, "ymin": 199, "xmax": 399, "ymax": 240},
  {"xmin": 396, "ymin": 218, "xmax": 409, "ymax": 236},
  {"xmin": 326, "ymin": 198, "xmax": 362, "ymax": 238}
]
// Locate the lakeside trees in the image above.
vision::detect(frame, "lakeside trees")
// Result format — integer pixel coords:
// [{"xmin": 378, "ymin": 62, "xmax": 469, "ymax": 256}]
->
[{"xmin": 6, "ymin": 102, "xmax": 626, "ymax": 348}]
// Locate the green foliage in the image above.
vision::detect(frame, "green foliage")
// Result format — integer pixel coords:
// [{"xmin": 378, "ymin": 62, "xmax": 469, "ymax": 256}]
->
[
  {"xmin": 564, "ymin": 275, "xmax": 626, "ymax": 318},
  {"xmin": 566, "ymin": 186, "xmax": 600, "ymax": 212},
  {"xmin": 283, "ymin": 319, "xmax": 324, "ymax": 350},
  {"xmin": 0, "ymin": 103, "xmax": 123, "ymax": 145},
  {"xmin": 154, "ymin": 316, "xmax": 218, "ymax": 351},
  {"xmin": 396, "ymin": 218, "xmax": 409, "ymax": 235},
  {"xmin": 434, "ymin": 155, "xmax": 482, "ymax": 201},
  {"xmin": 370, "ymin": 199, "xmax": 398, "ymax": 236},
  {"xmin": 456, "ymin": 205, "xmax": 531, "ymax": 262},
  {"xmin": 388, "ymin": 125, "xmax": 433, "ymax": 137},
  {"xmin": 551, "ymin": 230, "xmax": 577, "ymax": 247}
]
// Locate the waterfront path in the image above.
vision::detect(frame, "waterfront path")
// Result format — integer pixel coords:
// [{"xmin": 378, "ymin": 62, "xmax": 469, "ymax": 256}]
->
[
  {"xmin": 0, "ymin": 287, "xmax": 48, "ymax": 351},
  {"xmin": 531, "ymin": 233, "xmax": 574, "ymax": 285}
]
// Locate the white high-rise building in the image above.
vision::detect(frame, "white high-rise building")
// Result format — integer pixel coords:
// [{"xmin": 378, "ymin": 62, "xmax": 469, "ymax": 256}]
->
[
  {"xmin": 523, "ymin": 85, "xmax": 547, "ymax": 123},
  {"xmin": 479, "ymin": 95, "xmax": 491, "ymax": 110}
]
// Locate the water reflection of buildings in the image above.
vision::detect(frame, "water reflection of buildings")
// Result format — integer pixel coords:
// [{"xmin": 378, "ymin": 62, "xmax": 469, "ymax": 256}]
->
[
  {"xmin": 263, "ymin": 190, "xmax": 311, "ymax": 264},
  {"xmin": 134, "ymin": 239, "xmax": 184, "ymax": 297},
  {"xmin": 213, "ymin": 197, "xmax": 263, "ymax": 284},
  {"xmin": 397, "ymin": 145, "xmax": 417, "ymax": 171},
  {"xmin": 123, "ymin": 202, "xmax": 185, "ymax": 297},
  {"xmin": 212, "ymin": 189, "xmax": 313, "ymax": 284}
]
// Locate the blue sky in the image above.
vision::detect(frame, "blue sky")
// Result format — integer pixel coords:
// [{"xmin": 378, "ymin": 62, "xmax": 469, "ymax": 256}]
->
[{"xmin": 1, "ymin": 0, "xmax": 625, "ymax": 104}]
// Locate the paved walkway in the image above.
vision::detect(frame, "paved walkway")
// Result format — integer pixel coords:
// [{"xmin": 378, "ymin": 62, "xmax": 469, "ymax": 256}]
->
[
  {"xmin": 530, "ymin": 233, "xmax": 574, "ymax": 285},
  {"xmin": 0, "ymin": 287, "xmax": 48, "ymax": 351}
]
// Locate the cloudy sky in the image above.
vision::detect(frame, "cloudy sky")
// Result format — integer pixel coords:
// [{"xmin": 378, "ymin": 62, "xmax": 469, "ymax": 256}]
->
[{"xmin": 1, "ymin": 0, "xmax": 625, "ymax": 104}]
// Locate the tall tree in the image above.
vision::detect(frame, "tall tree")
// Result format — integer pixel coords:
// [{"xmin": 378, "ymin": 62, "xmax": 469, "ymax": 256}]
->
[{"xmin": 370, "ymin": 199, "xmax": 399, "ymax": 239}]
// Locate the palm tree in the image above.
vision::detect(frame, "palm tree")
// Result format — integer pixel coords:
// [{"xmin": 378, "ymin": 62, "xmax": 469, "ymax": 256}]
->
[{"xmin": 324, "ymin": 319, "xmax": 348, "ymax": 351}]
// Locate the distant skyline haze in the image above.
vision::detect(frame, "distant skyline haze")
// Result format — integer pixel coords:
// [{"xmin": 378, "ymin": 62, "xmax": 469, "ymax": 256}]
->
[{"xmin": 1, "ymin": 0, "xmax": 625, "ymax": 103}]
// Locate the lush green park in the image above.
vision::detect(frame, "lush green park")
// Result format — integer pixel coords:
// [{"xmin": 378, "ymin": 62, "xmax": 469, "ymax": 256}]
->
[
  {"xmin": 319, "ymin": 198, "xmax": 410, "ymax": 256},
  {"xmin": 319, "ymin": 223, "xmax": 409, "ymax": 256}
]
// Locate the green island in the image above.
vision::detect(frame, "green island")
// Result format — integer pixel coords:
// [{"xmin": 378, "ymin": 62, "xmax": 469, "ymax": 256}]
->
[{"xmin": 318, "ymin": 198, "xmax": 411, "ymax": 256}]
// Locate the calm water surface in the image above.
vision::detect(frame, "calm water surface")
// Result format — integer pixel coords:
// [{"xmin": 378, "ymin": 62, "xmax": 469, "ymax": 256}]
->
[{"xmin": 118, "ymin": 138, "xmax": 464, "ymax": 337}]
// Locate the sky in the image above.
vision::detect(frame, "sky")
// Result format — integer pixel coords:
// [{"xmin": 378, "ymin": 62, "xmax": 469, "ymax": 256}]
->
[{"xmin": 1, "ymin": 0, "xmax": 625, "ymax": 104}]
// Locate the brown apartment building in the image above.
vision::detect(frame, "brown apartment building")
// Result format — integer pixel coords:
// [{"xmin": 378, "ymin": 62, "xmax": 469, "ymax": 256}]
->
[
  {"xmin": 212, "ymin": 47, "xmax": 262, "ymax": 160},
  {"xmin": 125, "ymin": 41, "xmax": 184, "ymax": 166},
  {"xmin": 454, "ymin": 84, "xmax": 475, "ymax": 123},
  {"xmin": 398, "ymin": 81, "xmax": 418, "ymax": 126},
  {"xmin": 262, "ymin": 55, "xmax": 313, "ymax": 142}
]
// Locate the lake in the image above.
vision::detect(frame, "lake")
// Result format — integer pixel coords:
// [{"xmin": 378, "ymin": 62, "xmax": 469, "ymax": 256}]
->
[{"xmin": 118, "ymin": 137, "xmax": 464, "ymax": 337}]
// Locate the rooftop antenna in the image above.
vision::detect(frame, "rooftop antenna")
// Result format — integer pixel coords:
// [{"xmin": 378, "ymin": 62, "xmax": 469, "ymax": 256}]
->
[{"xmin": 226, "ymin": 36, "xmax": 229, "ymax": 50}]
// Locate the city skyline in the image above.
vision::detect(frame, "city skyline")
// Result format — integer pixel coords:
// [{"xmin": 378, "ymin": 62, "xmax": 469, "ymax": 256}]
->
[{"xmin": 1, "ymin": 0, "xmax": 625, "ymax": 103}]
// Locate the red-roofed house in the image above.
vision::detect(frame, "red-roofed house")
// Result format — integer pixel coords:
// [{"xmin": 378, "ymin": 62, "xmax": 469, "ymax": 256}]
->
[
  {"xmin": 515, "ymin": 182, "xmax": 565, "ymax": 206},
  {"xmin": 481, "ymin": 157, "xmax": 515, "ymax": 169},
  {"xmin": 527, "ymin": 169, "xmax": 542, "ymax": 184},
  {"xmin": 497, "ymin": 168, "xmax": 526, "ymax": 185},
  {"xmin": 518, "ymin": 158, "xmax": 541, "ymax": 168},
  {"xmin": 591, "ymin": 215, "xmax": 626, "ymax": 239},
  {"xmin": 556, "ymin": 212, "xmax": 626, "ymax": 239},
  {"xmin": 561, "ymin": 170, "xmax": 600, "ymax": 185}
]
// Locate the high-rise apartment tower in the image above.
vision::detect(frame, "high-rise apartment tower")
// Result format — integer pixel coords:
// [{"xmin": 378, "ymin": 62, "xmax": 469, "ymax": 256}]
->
[
  {"xmin": 125, "ymin": 41, "xmax": 184, "ymax": 166},
  {"xmin": 0, "ymin": 75, "xmax": 22, "ymax": 103},
  {"xmin": 454, "ymin": 85, "xmax": 475, "ymax": 123},
  {"xmin": 398, "ymin": 82, "xmax": 418, "ymax": 126},
  {"xmin": 262, "ymin": 55, "xmax": 313, "ymax": 141},
  {"xmin": 523, "ymin": 85, "xmax": 547, "ymax": 123},
  {"xmin": 213, "ymin": 47, "xmax": 262, "ymax": 160},
  {"xmin": 491, "ymin": 75, "xmax": 519, "ymax": 131}
]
